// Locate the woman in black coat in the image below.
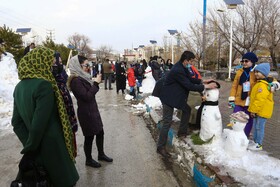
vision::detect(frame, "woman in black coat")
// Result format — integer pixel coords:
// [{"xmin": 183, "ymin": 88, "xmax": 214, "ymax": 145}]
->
[
  {"xmin": 68, "ymin": 55, "xmax": 113, "ymax": 168},
  {"xmin": 115, "ymin": 61, "xmax": 127, "ymax": 94}
]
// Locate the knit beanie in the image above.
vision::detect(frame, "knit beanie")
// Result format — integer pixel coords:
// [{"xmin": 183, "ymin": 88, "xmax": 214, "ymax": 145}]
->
[
  {"xmin": 242, "ymin": 52, "xmax": 258, "ymax": 65},
  {"xmin": 230, "ymin": 111, "xmax": 249, "ymax": 123},
  {"xmin": 254, "ymin": 63, "xmax": 270, "ymax": 77}
]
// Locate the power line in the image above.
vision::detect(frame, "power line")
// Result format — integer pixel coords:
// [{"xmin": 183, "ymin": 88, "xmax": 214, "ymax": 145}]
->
[{"xmin": 0, "ymin": 9, "xmax": 47, "ymax": 38}]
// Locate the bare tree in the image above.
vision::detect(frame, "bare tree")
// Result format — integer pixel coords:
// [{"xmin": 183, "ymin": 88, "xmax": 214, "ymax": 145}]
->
[
  {"xmin": 162, "ymin": 35, "xmax": 170, "ymax": 60},
  {"xmin": 96, "ymin": 45, "xmax": 113, "ymax": 62},
  {"xmin": 181, "ymin": 20, "xmax": 214, "ymax": 69},
  {"xmin": 209, "ymin": 0, "xmax": 267, "ymax": 56},
  {"xmin": 263, "ymin": 0, "xmax": 280, "ymax": 69},
  {"xmin": 207, "ymin": 0, "xmax": 280, "ymax": 69},
  {"xmin": 67, "ymin": 33, "xmax": 92, "ymax": 55},
  {"xmin": 181, "ymin": 21, "xmax": 203, "ymax": 68}
]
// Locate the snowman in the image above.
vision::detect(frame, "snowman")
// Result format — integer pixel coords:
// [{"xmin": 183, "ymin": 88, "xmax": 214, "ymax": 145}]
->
[
  {"xmin": 223, "ymin": 111, "xmax": 249, "ymax": 157},
  {"xmin": 199, "ymin": 81, "xmax": 222, "ymax": 142}
]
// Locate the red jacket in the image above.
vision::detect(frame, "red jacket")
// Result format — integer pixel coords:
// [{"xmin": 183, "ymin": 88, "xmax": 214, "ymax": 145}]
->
[{"xmin": 127, "ymin": 67, "xmax": 136, "ymax": 87}]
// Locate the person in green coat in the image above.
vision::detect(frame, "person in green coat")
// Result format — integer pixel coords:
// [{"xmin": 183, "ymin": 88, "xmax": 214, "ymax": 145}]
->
[{"xmin": 11, "ymin": 47, "xmax": 79, "ymax": 187}]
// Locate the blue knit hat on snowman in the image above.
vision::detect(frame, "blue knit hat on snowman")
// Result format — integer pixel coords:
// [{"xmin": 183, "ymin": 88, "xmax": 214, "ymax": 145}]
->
[{"xmin": 254, "ymin": 63, "xmax": 270, "ymax": 77}]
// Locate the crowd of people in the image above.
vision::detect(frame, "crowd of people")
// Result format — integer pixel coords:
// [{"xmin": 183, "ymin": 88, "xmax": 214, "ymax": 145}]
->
[
  {"xmin": 8, "ymin": 42, "xmax": 280, "ymax": 186},
  {"xmin": 91, "ymin": 58, "xmax": 148, "ymax": 97}
]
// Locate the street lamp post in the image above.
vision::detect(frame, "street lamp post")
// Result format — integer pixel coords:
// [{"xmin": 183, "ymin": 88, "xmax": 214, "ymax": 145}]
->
[
  {"xmin": 222, "ymin": 0, "xmax": 244, "ymax": 81},
  {"xmin": 150, "ymin": 40, "xmax": 157, "ymax": 56},
  {"xmin": 139, "ymin": 45, "xmax": 145, "ymax": 60},
  {"xmin": 202, "ymin": 0, "xmax": 207, "ymax": 69},
  {"xmin": 228, "ymin": 11, "xmax": 233, "ymax": 80},
  {"xmin": 168, "ymin": 29, "xmax": 178, "ymax": 64}
]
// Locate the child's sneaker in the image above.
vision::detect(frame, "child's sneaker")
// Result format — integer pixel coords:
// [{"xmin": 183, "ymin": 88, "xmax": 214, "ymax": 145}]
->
[{"xmin": 248, "ymin": 143, "xmax": 263, "ymax": 151}]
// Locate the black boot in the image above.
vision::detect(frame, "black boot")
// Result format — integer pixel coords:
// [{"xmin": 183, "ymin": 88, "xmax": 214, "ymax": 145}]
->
[
  {"xmin": 84, "ymin": 144, "xmax": 101, "ymax": 168},
  {"xmin": 137, "ymin": 87, "xmax": 142, "ymax": 94},
  {"xmin": 86, "ymin": 158, "xmax": 102, "ymax": 168},
  {"xmin": 132, "ymin": 89, "xmax": 136, "ymax": 99},
  {"xmin": 98, "ymin": 154, "xmax": 113, "ymax": 162},
  {"xmin": 96, "ymin": 131, "xmax": 113, "ymax": 162}
]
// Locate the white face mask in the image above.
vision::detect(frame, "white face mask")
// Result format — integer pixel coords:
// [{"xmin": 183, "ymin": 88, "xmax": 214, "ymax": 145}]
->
[
  {"xmin": 121, "ymin": 65, "xmax": 124, "ymax": 67},
  {"xmin": 186, "ymin": 64, "xmax": 191, "ymax": 68}
]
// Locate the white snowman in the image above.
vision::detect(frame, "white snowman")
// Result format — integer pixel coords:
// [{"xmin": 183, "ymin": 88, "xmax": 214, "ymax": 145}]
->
[
  {"xmin": 223, "ymin": 111, "xmax": 249, "ymax": 157},
  {"xmin": 199, "ymin": 82, "xmax": 222, "ymax": 142}
]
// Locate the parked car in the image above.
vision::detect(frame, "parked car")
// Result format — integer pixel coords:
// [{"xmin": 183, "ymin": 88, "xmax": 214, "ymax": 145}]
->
[{"xmin": 231, "ymin": 64, "xmax": 243, "ymax": 73}]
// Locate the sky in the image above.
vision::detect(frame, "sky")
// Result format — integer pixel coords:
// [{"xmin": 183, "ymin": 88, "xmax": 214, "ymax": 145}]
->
[
  {"xmin": 1, "ymin": 53, "xmax": 280, "ymax": 186},
  {"xmin": 0, "ymin": 0, "xmax": 222, "ymax": 53}
]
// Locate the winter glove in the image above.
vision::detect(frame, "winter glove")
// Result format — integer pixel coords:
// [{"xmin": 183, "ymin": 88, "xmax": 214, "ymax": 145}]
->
[
  {"xmin": 250, "ymin": 113, "xmax": 256, "ymax": 118},
  {"xmin": 19, "ymin": 151, "xmax": 37, "ymax": 172},
  {"xmin": 228, "ymin": 101, "xmax": 235, "ymax": 109},
  {"xmin": 228, "ymin": 96, "xmax": 235, "ymax": 108},
  {"xmin": 271, "ymin": 81, "xmax": 280, "ymax": 92}
]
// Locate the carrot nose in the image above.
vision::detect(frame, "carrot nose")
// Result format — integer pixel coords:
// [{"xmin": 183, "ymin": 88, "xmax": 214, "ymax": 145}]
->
[{"xmin": 227, "ymin": 123, "xmax": 233, "ymax": 127}]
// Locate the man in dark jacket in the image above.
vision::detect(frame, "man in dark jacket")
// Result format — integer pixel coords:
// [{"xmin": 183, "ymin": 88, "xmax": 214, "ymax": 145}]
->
[
  {"xmin": 157, "ymin": 51, "xmax": 217, "ymax": 157},
  {"xmin": 23, "ymin": 43, "xmax": 35, "ymax": 56}
]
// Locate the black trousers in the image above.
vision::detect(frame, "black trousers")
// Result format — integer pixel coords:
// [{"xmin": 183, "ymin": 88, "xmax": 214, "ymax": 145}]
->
[{"xmin": 84, "ymin": 130, "xmax": 104, "ymax": 160}]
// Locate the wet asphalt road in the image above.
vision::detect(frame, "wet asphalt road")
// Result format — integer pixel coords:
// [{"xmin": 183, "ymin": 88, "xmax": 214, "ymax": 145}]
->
[{"xmin": 0, "ymin": 82, "xmax": 191, "ymax": 187}]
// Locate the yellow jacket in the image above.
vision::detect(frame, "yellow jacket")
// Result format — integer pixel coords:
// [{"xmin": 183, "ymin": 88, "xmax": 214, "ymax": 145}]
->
[
  {"xmin": 229, "ymin": 68, "xmax": 256, "ymax": 106},
  {"xmin": 248, "ymin": 80, "xmax": 274, "ymax": 119}
]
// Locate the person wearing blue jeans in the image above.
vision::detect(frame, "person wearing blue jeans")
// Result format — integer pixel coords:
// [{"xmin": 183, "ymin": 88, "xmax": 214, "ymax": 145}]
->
[
  {"xmin": 248, "ymin": 63, "xmax": 275, "ymax": 151},
  {"xmin": 252, "ymin": 117, "xmax": 266, "ymax": 147}
]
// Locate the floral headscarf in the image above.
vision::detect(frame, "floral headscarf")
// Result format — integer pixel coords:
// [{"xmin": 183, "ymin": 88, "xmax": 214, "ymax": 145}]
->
[{"xmin": 18, "ymin": 47, "xmax": 76, "ymax": 161}]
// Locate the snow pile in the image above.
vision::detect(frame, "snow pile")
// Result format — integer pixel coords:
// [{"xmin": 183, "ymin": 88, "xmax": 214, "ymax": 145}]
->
[
  {"xmin": 140, "ymin": 69, "xmax": 280, "ymax": 186},
  {"xmin": 144, "ymin": 96, "xmax": 161, "ymax": 110},
  {"xmin": 188, "ymin": 138, "xmax": 280, "ymax": 186},
  {"xmin": 0, "ymin": 53, "xmax": 19, "ymax": 132}
]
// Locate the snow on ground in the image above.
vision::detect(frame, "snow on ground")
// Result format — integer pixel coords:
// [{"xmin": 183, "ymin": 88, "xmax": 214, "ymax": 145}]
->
[
  {"xmin": 0, "ymin": 53, "xmax": 19, "ymax": 134},
  {"xmin": 1, "ymin": 55, "xmax": 280, "ymax": 186},
  {"xmin": 187, "ymin": 138, "xmax": 280, "ymax": 186}
]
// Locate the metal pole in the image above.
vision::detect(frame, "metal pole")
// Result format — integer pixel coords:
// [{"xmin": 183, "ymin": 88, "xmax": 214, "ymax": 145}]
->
[
  {"xmin": 218, "ymin": 35, "xmax": 221, "ymax": 71},
  {"xmin": 171, "ymin": 37, "xmax": 174, "ymax": 63},
  {"xmin": 202, "ymin": 0, "xmax": 207, "ymax": 69},
  {"xmin": 228, "ymin": 11, "xmax": 233, "ymax": 80}
]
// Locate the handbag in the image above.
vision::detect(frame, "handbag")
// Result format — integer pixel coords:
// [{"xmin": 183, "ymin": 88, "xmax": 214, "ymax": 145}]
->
[{"xmin": 10, "ymin": 162, "xmax": 51, "ymax": 187}]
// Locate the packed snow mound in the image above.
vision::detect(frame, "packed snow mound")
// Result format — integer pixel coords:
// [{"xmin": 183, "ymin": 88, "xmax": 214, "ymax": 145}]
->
[{"xmin": 0, "ymin": 52, "xmax": 19, "ymax": 132}]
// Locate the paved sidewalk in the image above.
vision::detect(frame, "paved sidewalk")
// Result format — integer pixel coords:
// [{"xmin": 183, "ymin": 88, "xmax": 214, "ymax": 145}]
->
[{"xmin": 216, "ymin": 80, "xmax": 280, "ymax": 159}]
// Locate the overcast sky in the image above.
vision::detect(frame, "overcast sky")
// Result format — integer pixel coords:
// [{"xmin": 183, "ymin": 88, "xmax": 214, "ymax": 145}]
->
[{"xmin": 1, "ymin": 0, "xmax": 222, "ymax": 53}]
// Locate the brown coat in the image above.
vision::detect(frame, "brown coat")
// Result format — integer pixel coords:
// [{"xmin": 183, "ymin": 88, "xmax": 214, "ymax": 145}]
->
[
  {"xmin": 69, "ymin": 76, "xmax": 103, "ymax": 136},
  {"xmin": 229, "ymin": 68, "xmax": 256, "ymax": 106},
  {"xmin": 103, "ymin": 61, "xmax": 113, "ymax": 74}
]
